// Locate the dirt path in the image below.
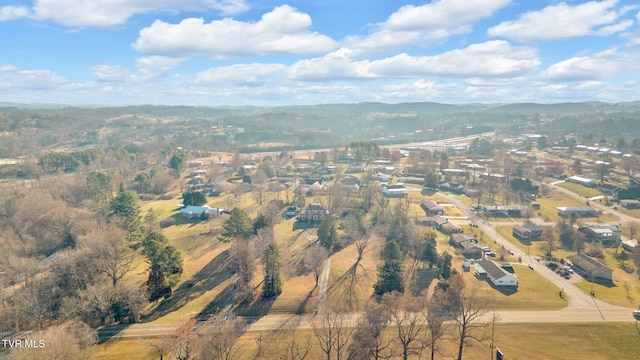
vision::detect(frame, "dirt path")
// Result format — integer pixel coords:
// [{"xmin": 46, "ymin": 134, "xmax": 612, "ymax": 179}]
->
[{"xmin": 317, "ymin": 257, "xmax": 331, "ymax": 314}]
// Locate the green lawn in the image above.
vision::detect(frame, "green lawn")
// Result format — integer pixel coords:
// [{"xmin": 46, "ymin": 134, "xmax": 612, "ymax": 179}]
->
[{"xmin": 557, "ymin": 181, "xmax": 604, "ymax": 198}]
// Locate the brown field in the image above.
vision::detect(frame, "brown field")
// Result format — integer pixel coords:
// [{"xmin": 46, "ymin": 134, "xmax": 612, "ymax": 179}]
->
[{"xmin": 94, "ymin": 323, "xmax": 640, "ymax": 360}]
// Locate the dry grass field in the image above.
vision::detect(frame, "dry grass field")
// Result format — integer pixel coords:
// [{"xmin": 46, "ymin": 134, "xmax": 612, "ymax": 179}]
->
[{"xmin": 94, "ymin": 322, "xmax": 640, "ymax": 360}]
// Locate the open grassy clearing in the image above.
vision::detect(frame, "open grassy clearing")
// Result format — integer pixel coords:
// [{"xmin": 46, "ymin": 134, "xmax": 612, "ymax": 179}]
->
[
  {"xmin": 94, "ymin": 338, "xmax": 161, "ymax": 360},
  {"xmin": 472, "ymin": 265, "xmax": 566, "ymax": 311},
  {"xmin": 616, "ymin": 206, "xmax": 640, "ymax": 220},
  {"xmin": 325, "ymin": 235, "xmax": 382, "ymax": 312},
  {"xmin": 147, "ymin": 242, "xmax": 234, "ymax": 323},
  {"xmin": 534, "ymin": 190, "xmax": 618, "ymax": 223},
  {"xmin": 557, "ymin": 181, "xmax": 604, "ymax": 198}
]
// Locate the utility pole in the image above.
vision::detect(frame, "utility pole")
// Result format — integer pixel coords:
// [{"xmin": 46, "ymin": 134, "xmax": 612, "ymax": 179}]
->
[{"xmin": 490, "ymin": 312, "xmax": 496, "ymax": 360}]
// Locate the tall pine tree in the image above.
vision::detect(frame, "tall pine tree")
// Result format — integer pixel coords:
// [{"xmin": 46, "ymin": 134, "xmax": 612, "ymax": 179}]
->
[{"xmin": 261, "ymin": 240, "xmax": 282, "ymax": 299}]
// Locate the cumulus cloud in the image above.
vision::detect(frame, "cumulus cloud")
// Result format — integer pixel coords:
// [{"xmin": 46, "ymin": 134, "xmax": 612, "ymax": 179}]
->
[
  {"xmin": 0, "ymin": 5, "xmax": 29, "ymax": 21},
  {"xmin": 287, "ymin": 49, "xmax": 375, "ymax": 81},
  {"xmin": 370, "ymin": 41, "xmax": 539, "ymax": 77},
  {"xmin": 0, "ymin": 0, "xmax": 249, "ymax": 27},
  {"xmin": 196, "ymin": 63, "xmax": 287, "ymax": 86},
  {"xmin": 343, "ymin": 0, "xmax": 512, "ymax": 56},
  {"xmin": 0, "ymin": 65, "xmax": 69, "ymax": 90},
  {"xmin": 488, "ymin": 0, "xmax": 634, "ymax": 41},
  {"xmin": 90, "ymin": 65, "xmax": 131, "ymax": 82},
  {"xmin": 539, "ymin": 47, "xmax": 638, "ymax": 81},
  {"xmin": 134, "ymin": 56, "xmax": 186, "ymax": 81},
  {"xmin": 289, "ymin": 41, "xmax": 539, "ymax": 81},
  {"xmin": 133, "ymin": 5, "xmax": 336, "ymax": 58}
]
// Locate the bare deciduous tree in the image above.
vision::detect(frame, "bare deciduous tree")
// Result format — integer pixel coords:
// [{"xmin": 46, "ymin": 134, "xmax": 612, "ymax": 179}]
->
[
  {"xmin": 303, "ymin": 246, "xmax": 329, "ymax": 288},
  {"xmin": 196, "ymin": 313, "xmax": 247, "ymax": 360},
  {"xmin": 173, "ymin": 319, "xmax": 198, "ymax": 360},
  {"xmin": 91, "ymin": 224, "xmax": 137, "ymax": 288},
  {"xmin": 384, "ymin": 292, "xmax": 427, "ymax": 360},
  {"xmin": 448, "ymin": 275, "xmax": 489, "ymax": 360},
  {"xmin": 8, "ymin": 321, "xmax": 96, "ymax": 360},
  {"xmin": 310, "ymin": 311, "xmax": 354, "ymax": 360},
  {"xmin": 280, "ymin": 317, "xmax": 312, "ymax": 360},
  {"xmin": 348, "ymin": 300, "xmax": 392, "ymax": 360}
]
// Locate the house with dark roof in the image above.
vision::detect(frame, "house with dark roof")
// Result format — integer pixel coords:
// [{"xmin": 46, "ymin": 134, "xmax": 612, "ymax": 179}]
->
[
  {"xmin": 620, "ymin": 199, "xmax": 640, "ymax": 209},
  {"xmin": 483, "ymin": 205, "xmax": 529, "ymax": 218},
  {"xmin": 567, "ymin": 253, "xmax": 613, "ymax": 281},
  {"xmin": 298, "ymin": 203, "xmax": 329, "ymax": 223},
  {"xmin": 450, "ymin": 234, "xmax": 482, "ymax": 259},
  {"xmin": 419, "ymin": 216, "xmax": 462, "ymax": 234},
  {"xmin": 415, "ymin": 216, "xmax": 439, "ymax": 227},
  {"xmin": 440, "ymin": 182, "xmax": 464, "ymax": 194},
  {"xmin": 421, "ymin": 200, "xmax": 443, "ymax": 216},
  {"xmin": 512, "ymin": 224, "xmax": 551, "ymax": 240},
  {"xmin": 440, "ymin": 221, "xmax": 462, "ymax": 234},
  {"xmin": 599, "ymin": 183, "xmax": 620, "ymax": 198},
  {"xmin": 474, "ymin": 259, "xmax": 518, "ymax": 287}
]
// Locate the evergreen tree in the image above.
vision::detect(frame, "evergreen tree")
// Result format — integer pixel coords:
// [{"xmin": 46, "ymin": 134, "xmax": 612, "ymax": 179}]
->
[
  {"xmin": 381, "ymin": 240, "xmax": 402, "ymax": 262},
  {"xmin": 220, "ymin": 208, "xmax": 253, "ymax": 241},
  {"xmin": 261, "ymin": 240, "xmax": 282, "ymax": 299},
  {"xmin": 252, "ymin": 214, "xmax": 268, "ymax": 234},
  {"xmin": 439, "ymin": 252, "xmax": 453, "ymax": 280},
  {"xmin": 168, "ymin": 149, "xmax": 189, "ymax": 175},
  {"xmin": 421, "ymin": 237, "xmax": 438, "ymax": 269},
  {"xmin": 423, "ymin": 172, "xmax": 439, "ymax": 190},
  {"xmin": 142, "ymin": 232, "xmax": 183, "ymax": 302},
  {"xmin": 374, "ymin": 240, "xmax": 404, "ymax": 295},
  {"xmin": 86, "ymin": 171, "xmax": 113, "ymax": 203},
  {"xmin": 182, "ymin": 190, "xmax": 207, "ymax": 206},
  {"xmin": 374, "ymin": 261, "xmax": 404, "ymax": 295},
  {"xmin": 318, "ymin": 217, "xmax": 338, "ymax": 251},
  {"xmin": 110, "ymin": 190, "xmax": 142, "ymax": 242}
]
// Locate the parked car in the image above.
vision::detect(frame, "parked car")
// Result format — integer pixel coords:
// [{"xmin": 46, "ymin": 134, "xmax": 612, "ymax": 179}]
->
[
  {"xmin": 482, "ymin": 246, "xmax": 491, "ymax": 252},
  {"xmin": 486, "ymin": 252, "xmax": 497, "ymax": 257},
  {"xmin": 633, "ymin": 310, "xmax": 640, "ymax": 319}
]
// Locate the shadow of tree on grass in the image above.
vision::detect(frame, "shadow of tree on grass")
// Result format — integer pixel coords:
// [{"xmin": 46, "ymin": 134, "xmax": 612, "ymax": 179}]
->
[{"xmin": 143, "ymin": 248, "xmax": 233, "ymax": 322}]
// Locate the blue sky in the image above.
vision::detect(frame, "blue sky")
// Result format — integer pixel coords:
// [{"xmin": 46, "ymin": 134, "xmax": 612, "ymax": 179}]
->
[{"xmin": 1, "ymin": 0, "xmax": 639, "ymax": 105}]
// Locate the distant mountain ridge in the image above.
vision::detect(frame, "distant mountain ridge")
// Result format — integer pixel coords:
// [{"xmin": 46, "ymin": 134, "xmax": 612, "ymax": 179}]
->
[{"xmin": 2, "ymin": 101, "xmax": 639, "ymax": 116}]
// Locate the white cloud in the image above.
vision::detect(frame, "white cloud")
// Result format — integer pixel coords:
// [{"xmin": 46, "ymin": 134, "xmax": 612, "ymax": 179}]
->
[
  {"xmin": 90, "ymin": 65, "xmax": 131, "ymax": 82},
  {"xmin": 343, "ymin": 0, "xmax": 512, "ymax": 56},
  {"xmin": 0, "ymin": 65, "xmax": 69, "ymax": 90},
  {"xmin": 488, "ymin": 0, "xmax": 633, "ymax": 41},
  {"xmin": 0, "ymin": 5, "xmax": 29, "ymax": 21},
  {"xmin": 370, "ymin": 41, "xmax": 539, "ymax": 78},
  {"xmin": 287, "ymin": 49, "xmax": 375, "ymax": 81},
  {"xmin": 539, "ymin": 47, "xmax": 638, "ymax": 81},
  {"xmin": 133, "ymin": 5, "xmax": 337, "ymax": 58},
  {"xmin": 0, "ymin": 0, "xmax": 249, "ymax": 27},
  {"xmin": 384, "ymin": 0, "xmax": 512, "ymax": 31},
  {"xmin": 134, "ymin": 56, "xmax": 186, "ymax": 81},
  {"xmin": 289, "ymin": 41, "xmax": 539, "ymax": 81},
  {"xmin": 195, "ymin": 63, "xmax": 287, "ymax": 86}
]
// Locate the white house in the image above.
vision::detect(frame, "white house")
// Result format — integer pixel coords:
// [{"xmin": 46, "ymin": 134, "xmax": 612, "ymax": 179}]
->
[
  {"xmin": 382, "ymin": 184, "xmax": 408, "ymax": 197},
  {"xmin": 475, "ymin": 260, "xmax": 518, "ymax": 287},
  {"xmin": 180, "ymin": 205, "xmax": 222, "ymax": 219}
]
